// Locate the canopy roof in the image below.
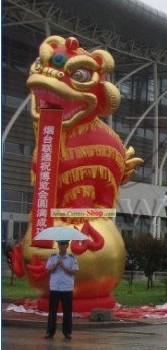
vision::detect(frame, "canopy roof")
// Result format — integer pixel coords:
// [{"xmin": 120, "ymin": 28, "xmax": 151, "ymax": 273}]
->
[
  {"xmin": 54, "ymin": 0, "xmax": 167, "ymax": 50},
  {"xmin": 3, "ymin": 0, "xmax": 167, "ymax": 69}
]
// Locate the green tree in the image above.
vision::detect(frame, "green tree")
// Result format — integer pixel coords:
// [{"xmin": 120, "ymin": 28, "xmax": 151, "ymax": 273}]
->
[
  {"xmin": 3, "ymin": 244, "xmax": 14, "ymax": 286},
  {"xmin": 135, "ymin": 234, "xmax": 165, "ymax": 289},
  {"xmin": 123, "ymin": 236, "xmax": 138, "ymax": 291}
]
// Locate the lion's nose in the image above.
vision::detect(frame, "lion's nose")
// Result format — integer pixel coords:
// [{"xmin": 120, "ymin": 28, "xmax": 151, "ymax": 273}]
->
[
  {"xmin": 42, "ymin": 67, "xmax": 65, "ymax": 80},
  {"xmin": 57, "ymin": 71, "xmax": 65, "ymax": 80}
]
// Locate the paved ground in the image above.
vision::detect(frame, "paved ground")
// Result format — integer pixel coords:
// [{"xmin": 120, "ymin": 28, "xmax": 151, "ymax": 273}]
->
[
  {"xmin": 2, "ymin": 300, "xmax": 167, "ymax": 350},
  {"xmin": 2, "ymin": 323, "xmax": 167, "ymax": 350}
]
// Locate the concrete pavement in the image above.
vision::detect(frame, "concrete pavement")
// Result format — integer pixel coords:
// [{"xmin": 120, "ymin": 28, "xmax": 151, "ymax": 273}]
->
[
  {"xmin": 2, "ymin": 323, "xmax": 167, "ymax": 349},
  {"xmin": 2, "ymin": 299, "xmax": 167, "ymax": 349}
]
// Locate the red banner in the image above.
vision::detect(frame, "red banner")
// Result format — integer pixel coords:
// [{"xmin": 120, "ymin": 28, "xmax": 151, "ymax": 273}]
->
[{"xmin": 31, "ymin": 109, "xmax": 63, "ymax": 247}]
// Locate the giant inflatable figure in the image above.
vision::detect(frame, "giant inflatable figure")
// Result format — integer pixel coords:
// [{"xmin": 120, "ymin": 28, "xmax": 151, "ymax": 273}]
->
[{"xmin": 11, "ymin": 36, "xmax": 143, "ymax": 312}]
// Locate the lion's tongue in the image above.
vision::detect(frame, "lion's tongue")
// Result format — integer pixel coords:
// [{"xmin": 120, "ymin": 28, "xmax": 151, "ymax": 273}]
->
[{"xmin": 71, "ymin": 221, "xmax": 104, "ymax": 254}]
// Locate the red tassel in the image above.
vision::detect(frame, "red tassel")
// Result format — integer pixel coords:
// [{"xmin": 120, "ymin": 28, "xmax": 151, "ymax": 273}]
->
[{"xmin": 10, "ymin": 244, "xmax": 25, "ymax": 278}]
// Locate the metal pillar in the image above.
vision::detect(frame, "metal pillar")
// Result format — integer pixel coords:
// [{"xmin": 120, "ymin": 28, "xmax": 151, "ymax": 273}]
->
[
  {"xmin": 151, "ymin": 63, "xmax": 159, "ymax": 237},
  {"xmin": 158, "ymin": 151, "xmax": 167, "ymax": 186},
  {"xmin": 45, "ymin": 21, "xmax": 51, "ymax": 36},
  {"xmin": 152, "ymin": 63, "xmax": 159, "ymax": 185},
  {"xmin": 156, "ymin": 151, "xmax": 167, "ymax": 238}
]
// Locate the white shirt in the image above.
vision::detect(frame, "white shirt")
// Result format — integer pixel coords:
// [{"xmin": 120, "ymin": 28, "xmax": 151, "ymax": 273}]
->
[{"xmin": 46, "ymin": 253, "xmax": 79, "ymax": 291}]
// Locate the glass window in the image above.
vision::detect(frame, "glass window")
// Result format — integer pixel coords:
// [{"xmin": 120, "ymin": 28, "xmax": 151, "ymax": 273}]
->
[
  {"xmin": 162, "ymin": 169, "xmax": 167, "ymax": 180},
  {"xmin": 136, "ymin": 167, "xmax": 144, "ymax": 177},
  {"xmin": 145, "ymin": 129, "xmax": 153, "ymax": 140},
  {"xmin": 22, "ymin": 192, "xmax": 33, "ymax": 203},
  {"xmin": 147, "ymin": 79, "xmax": 154, "ymax": 102},
  {"xmin": 140, "ymin": 216, "xmax": 150, "ymax": 234},
  {"xmin": 161, "ymin": 78, "xmax": 167, "ymax": 90},
  {"xmin": 3, "ymin": 201, "xmax": 21, "ymax": 213},
  {"xmin": 159, "ymin": 133, "xmax": 167, "ymax": 142},
  {"xmin": 144, "ymin": 167, "xmax": 151, "ymax": 177},
  {"xmin": 22, "ymin": 202, "xmax": 32, "ymax": 213},
  {"xmin": 4, "ymin": 190, "xmax": 21, "ymax": 201},
  {"xmin": 3, "ymin": 191, "xmax": 33, "ymax": 214},
  {"xmin": 2, "ymin": 220, "xmax": 8, "ymax": 245},
  {"xmin": 6, "ymin": 95, "xmax": 23, "ymax": 108},
  {"xmin": 161, "ymin": 96, "xmax": 167, "ymax": 106},
  {"xmin": 3, "ymin": 94, "xmax": 30, "ymax": 110},
  {"xmin": 135, "ymin": 216, "xmax": 151, "ymax": 235},
  {"xmin": 137, "ymin": 128, "xmax": 144, "ymax": 137},
  {"xmin": 119, "ymin": 81, "xmax": 131, "ymax": 98},
  {"xmin": 115, "ymin": 122, "xmax": 123, "ymax": 132},
  {"xmin": 13, "ymin": 221, "xmax": 28, "ymax": 243},
  {"xmin": 5, "ymin": 142, "xmax": 23, "ymax": 155},
  {"xmin": 161, "ymin": 218, "xmax": 167, "ymax": 240},
  {"xmin": 4, "ymin": 142, "xmax": 33, "ymax": 156},
  {"xmin": 122, "ymin": 123, "xmax": 130, "ymax": 133},
  {"xmin": 24, "ymin": 145, "xmax": 33, "ymax": 156},
  {"xmin": 13, "ymin": 222, "xmax": 20, "ymax": 242},
  {"xmin": 21, "ymin": 222, "xmax": 28, "ymax": 239},
  {"xmin": 116, "ymin": 214, "xmax": 125, "ymax": 223}
]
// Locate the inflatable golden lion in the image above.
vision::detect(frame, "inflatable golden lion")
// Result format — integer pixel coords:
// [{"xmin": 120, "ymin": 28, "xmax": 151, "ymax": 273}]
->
[{"xmin": 11, "ymin": 36, "xmax": 143, "ymax": 312}]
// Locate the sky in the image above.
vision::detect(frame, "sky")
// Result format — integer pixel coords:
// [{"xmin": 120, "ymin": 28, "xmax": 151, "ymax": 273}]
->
[{"xmin": 140, "ymin": 0, "xmax": 167, "ymax": 14}]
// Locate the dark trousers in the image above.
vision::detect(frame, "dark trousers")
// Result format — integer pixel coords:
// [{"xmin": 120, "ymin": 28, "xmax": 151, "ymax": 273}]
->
[{"xmin": 47, "ymin": 290, "xmax": 73, "ymax": 336}]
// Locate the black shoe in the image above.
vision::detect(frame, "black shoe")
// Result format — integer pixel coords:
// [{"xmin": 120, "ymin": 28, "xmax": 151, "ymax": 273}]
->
[
  {"xmin": 44, "ymin": 334, "xmax": 53, "ymax": 339},
  {"xmin": 64, "ymin": 334, "xmax": 72, "ymax": 339}
]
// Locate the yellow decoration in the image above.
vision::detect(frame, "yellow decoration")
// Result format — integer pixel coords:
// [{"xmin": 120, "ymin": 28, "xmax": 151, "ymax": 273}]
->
[{"xmin": 20, "ymin": 35, "xmax": 144, "ymax": 311}]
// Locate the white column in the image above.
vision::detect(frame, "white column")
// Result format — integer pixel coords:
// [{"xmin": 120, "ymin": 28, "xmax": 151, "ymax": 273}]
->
[
  {"xmin": 45, "ymin": 22, "xmax": 51, "ymax": 36},
  {"xmin": 152, "ymin": 63, "xmax": 159, "ymax": 238},
  {"xmin": 152, "ymin": 63, "xmax": 159, "ymax": 185}
]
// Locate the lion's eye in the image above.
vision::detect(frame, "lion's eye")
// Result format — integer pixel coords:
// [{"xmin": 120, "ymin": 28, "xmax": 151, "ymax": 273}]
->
[{"xmin": 71, "ymin": 69, "xmax": 91, "ymax": 82}]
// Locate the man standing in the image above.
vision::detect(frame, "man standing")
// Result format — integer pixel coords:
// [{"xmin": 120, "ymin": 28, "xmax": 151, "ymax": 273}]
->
[{"xmin": 45, "ymin": 240, "xmax": 79, "ymax": 340}]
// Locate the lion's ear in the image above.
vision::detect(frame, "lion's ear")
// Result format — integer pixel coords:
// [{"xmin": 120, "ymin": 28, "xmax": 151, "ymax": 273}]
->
[{"xmin": 91, "ymin": 49, "xmax": 115, "ymax": 74}]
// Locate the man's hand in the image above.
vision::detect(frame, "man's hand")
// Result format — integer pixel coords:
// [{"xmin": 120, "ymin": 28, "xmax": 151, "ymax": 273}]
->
[
  {"xmin": 59, "ymin": 260, "xmax": 78, "ymax": 276},
  {"xmin": 53, "ymin": 259, "xmax": 61, "ymax": 269},
  {"xmin": 58, "ymin": 260, "xmax": 64, "ymax": 268}
]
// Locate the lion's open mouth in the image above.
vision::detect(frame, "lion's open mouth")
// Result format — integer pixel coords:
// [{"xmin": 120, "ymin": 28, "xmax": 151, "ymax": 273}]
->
[{"xmin": 34, "ymin": 88, "xmax": 87, "ymax": 121}]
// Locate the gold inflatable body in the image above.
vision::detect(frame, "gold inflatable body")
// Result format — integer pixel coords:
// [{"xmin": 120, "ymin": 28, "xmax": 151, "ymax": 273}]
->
[{"xmin": 14, "ymin": 36, "xmax": 143, "ymax": 311}]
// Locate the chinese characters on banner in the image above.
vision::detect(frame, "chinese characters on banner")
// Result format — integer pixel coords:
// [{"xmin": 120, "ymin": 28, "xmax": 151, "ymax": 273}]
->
[{"xmin": 32, "ymin": 109, "xmax": 63, "ymax": 247}]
